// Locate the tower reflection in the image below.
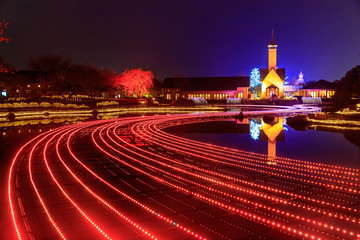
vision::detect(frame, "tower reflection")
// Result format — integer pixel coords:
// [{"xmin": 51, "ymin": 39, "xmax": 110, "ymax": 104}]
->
[{"xmin": 260, "ymin": 117, "xmax": 285, "ymax": 163}]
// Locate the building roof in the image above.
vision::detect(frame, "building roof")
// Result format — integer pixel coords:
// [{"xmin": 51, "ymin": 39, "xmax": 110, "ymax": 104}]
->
[
  {"xmin": 162, "ymin": 76, "xmax": 250, "ymax": 91},
  {"xmin": 302, "ymin": 80, "xmax": 335, "ymax": 90},
  {"xmin": 260, "ymin": 68, "xmax": 285, "ymax": 82}
]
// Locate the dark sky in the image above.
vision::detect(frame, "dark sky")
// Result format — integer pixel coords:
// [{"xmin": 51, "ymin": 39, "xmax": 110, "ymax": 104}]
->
[{"xmin": 0, "ymin": 0, "xmax": 359, "ymax": 82}]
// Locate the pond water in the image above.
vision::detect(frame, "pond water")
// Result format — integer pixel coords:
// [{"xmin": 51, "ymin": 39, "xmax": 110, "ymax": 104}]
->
[{"xmin": 165, "ymin": 118, "xmax": 360, "ymax": 169}]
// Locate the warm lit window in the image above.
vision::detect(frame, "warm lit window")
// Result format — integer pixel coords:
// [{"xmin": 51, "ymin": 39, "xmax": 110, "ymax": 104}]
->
[
  {"xmin": 327, "ymin": 91, "xmax": 335, "ymax": 98},
  {"xmin": 319, "ymin": 90, "xmax": 326, "ymax": 98},
  {"xmin": 310, "ymin": 91, "xmax": 318, "ymax": 97}
]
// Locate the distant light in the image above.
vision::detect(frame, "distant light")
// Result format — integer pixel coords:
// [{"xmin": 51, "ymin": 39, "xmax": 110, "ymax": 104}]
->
[
  {"xmin": 38, "ymin": 85, "xmax": 41, "ymax": 88},
  {"xmin": 1, "ymin": 91, "xmax": 6, "ymax": 97},
  {"xmin": 27, "ymin": 85, "xmax": 30, "ymax": 88}
]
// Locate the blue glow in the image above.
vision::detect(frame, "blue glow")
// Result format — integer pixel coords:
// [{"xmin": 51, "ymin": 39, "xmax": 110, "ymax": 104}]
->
[
  {"xmin": 283, "ymin": 126, "xmax": 288, "ymax": 131},
  {"xmin": 250, "ymin": 120, "xmax": 261, "ymax": 140},
  {"xmin": 250, "ymin": 68, "xmax": 260, "ymax": 88},
  {"xmin": 1, "ymin": 91, "xmax": 6, "ymax": 97},
  {"xmin": 284, "ymin": 81, "xmax": 289, "ymax": 85}
]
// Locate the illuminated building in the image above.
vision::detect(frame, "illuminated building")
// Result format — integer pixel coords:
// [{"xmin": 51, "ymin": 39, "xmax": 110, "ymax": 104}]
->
[
  {"xmin": 260, "ymin": 31, "xmax": 285, "ymax": 98},
  {"xmin": 282, "ymin": 72, "xmax": 305, "ymax": 98},
  {"xmin": 283, "ymin": 84, "xmax": 302, "ymax": 98},
  {"xmin": 296, "ymin": 71, "xmax": 305, "ymax": 85},
  {"xmin": 162, "ymin": 76, "xmax": 250, "ymax": 102},
  {"xmin": 2, "ymin": 70, "xmax": 45, "ymax": 98},
  {"xmin": 298, "ymin": 80, "xmax": 335, "ymax": 98}
]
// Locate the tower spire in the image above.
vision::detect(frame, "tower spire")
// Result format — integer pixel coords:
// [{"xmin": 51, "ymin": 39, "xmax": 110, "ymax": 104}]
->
[
  {"xmin": 270, "ymin": 29, "xmax": 276, "ymax": 45},
  {"xmin": 268, "ymin": 30, "xmax": 277, "ymax": 71}
]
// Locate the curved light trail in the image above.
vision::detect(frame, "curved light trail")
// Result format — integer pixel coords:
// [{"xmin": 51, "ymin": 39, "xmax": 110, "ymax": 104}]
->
[{"xmin": 8, "ymin": 105, "xmax": 360, "ymax": 239}]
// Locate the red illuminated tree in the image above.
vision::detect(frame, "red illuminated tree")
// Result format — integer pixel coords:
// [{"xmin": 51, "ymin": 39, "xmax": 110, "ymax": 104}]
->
[
  {"xmin": 116, "ymin": 68, "xmax": 154, "ymax": 97},
  {"xmin": 0, "ymin": 20, "xmax": 13, "ymax": 73},
  {"xmin": 0, "ymin": 20, "xmax": 10, "ymax": 44}
]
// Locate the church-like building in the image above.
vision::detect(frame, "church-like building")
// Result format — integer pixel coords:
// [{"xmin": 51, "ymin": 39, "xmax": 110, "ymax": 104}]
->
[
  {"xmin": 260, "ymin": 31, "xmax": 285, "ymax": 98},
  {"xmin": 161, "ymin": 31, "xmax": 336, "ymax": 102}
]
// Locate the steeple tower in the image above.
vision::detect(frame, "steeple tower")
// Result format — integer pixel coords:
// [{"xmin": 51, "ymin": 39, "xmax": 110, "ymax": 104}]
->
[{"xmin": 268, "ymin": 30, "xmax": 277, "ymax": 71}]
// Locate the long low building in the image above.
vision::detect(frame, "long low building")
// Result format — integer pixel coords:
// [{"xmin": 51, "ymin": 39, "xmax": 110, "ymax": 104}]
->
[
  {"xmin": 162, "ymin": 76, "xmax": 250, "ymax": 102},
  {"xmin": 298, "ymin": 80, "xmax": 335, "ymax": 98}
]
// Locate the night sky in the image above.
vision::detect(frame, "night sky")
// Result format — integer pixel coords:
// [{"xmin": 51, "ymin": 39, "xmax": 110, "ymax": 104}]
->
[{"xmin": 0, "ymin": 0, "xmax": 359, "ymax": 82}]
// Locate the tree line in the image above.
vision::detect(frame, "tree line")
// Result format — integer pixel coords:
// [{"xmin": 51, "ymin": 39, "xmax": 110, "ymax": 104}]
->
[
  {"xmin": 2, "ymin": 54, "xmax": 159, "ymax": 99},
  {"xmin": 333, "ymin": 65, "xmax": 360, "ymax": 110},
  {"xmin": 1, "ymin": 20, "xmax": 160, "ymax": 99}
]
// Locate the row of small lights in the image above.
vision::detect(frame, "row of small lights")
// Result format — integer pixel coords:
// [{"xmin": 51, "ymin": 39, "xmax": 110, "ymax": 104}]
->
[
  {"xmin": 6, "ymin": 108, "xmax": 319, "ymax": 239},
  {"xmin": 141, "ymin": 116, "xmax": 360, "ymax": 222},
  {"xmin": 118, "ymin": 119, "xmax": 360, "ymax": 238},
  {"xmin": 149, "ymin": 115, "xmax": 360, "ymax": 193},
  {"xmin": 92, "ymin": 121, "xmax": 209, "ymax": 239},
  {"xmin": 153, "ymin": 113, "xmax": 360, "ymax": 176},
  {"xmin": 92, "ymin": 123, "xmax": 322, "ymax": 240},
  {"xmin": 141, "ymin": 117, "xmax": 360, "ymax": 197},
  {"xmin": 8, "ymin": 130, "xmax": 54, "ymax": 239},
  {"xmin": 46, "ymin": 127, "xmax": 114, "ymax": 238},
  {"xmin": 28, "ymin": 128, "xmax": 69, "ymax": 239},
  {"xmin": 152, "ymin": 118, "xmax": 360, "ymax": 182},
  {"xmin": 65, "ymin": 119, "xmax": 206, "ymax": 239},
  {"xmin": 130, "ymin": 120, "xmax": 360, "ymax": 227},
  {"xmin": 152, "ymin": 115, "xmax": 360, "ymax": 180}
]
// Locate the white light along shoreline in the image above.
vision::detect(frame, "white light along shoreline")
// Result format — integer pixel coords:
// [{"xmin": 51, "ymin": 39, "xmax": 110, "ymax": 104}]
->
[{"xmin": 0, "ymin": 104, "xmax": 321, "ymax": 122}]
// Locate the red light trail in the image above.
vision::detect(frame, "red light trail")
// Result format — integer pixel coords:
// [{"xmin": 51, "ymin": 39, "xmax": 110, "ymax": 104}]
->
[{"xmin": 8, "ymin": 106, "xmax": 360, "ymax": 239}]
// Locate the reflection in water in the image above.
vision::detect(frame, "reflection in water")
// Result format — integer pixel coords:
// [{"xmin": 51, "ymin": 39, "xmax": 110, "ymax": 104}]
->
[
  {"xmin": 249, "ymin": 119, "xmax": 261, "ymax": 140},
  {"xmin": 249, "ymin": 117, "xmax": 285, "ymax": 161},
  {"xmin": 0, "ymin": 117, "xmax": 90, "ymax": 128},
  {"xmin": 261, "ymin": 117, "xmax": 284, "ymax": 160}
]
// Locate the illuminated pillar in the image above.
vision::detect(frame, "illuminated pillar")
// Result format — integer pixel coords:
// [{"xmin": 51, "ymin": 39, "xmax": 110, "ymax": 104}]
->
[{"xmin": 268, "ymin": 30, "xmax": 277, "ymax": 71}]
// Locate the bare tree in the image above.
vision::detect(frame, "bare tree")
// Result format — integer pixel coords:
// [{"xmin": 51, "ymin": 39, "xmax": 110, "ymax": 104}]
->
[{"xmin": 28, "ymin": 55, "xmax": 73, "ymax": 95}]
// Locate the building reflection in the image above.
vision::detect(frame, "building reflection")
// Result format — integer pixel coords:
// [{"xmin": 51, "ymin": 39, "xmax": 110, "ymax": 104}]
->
[
  {"xmin": 260, "ymin": 117, "xmax": 284, "ymax": 161},
  {"xmin": 248, "ymin": 116, "xmax": 285, "ymax": 161}
]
